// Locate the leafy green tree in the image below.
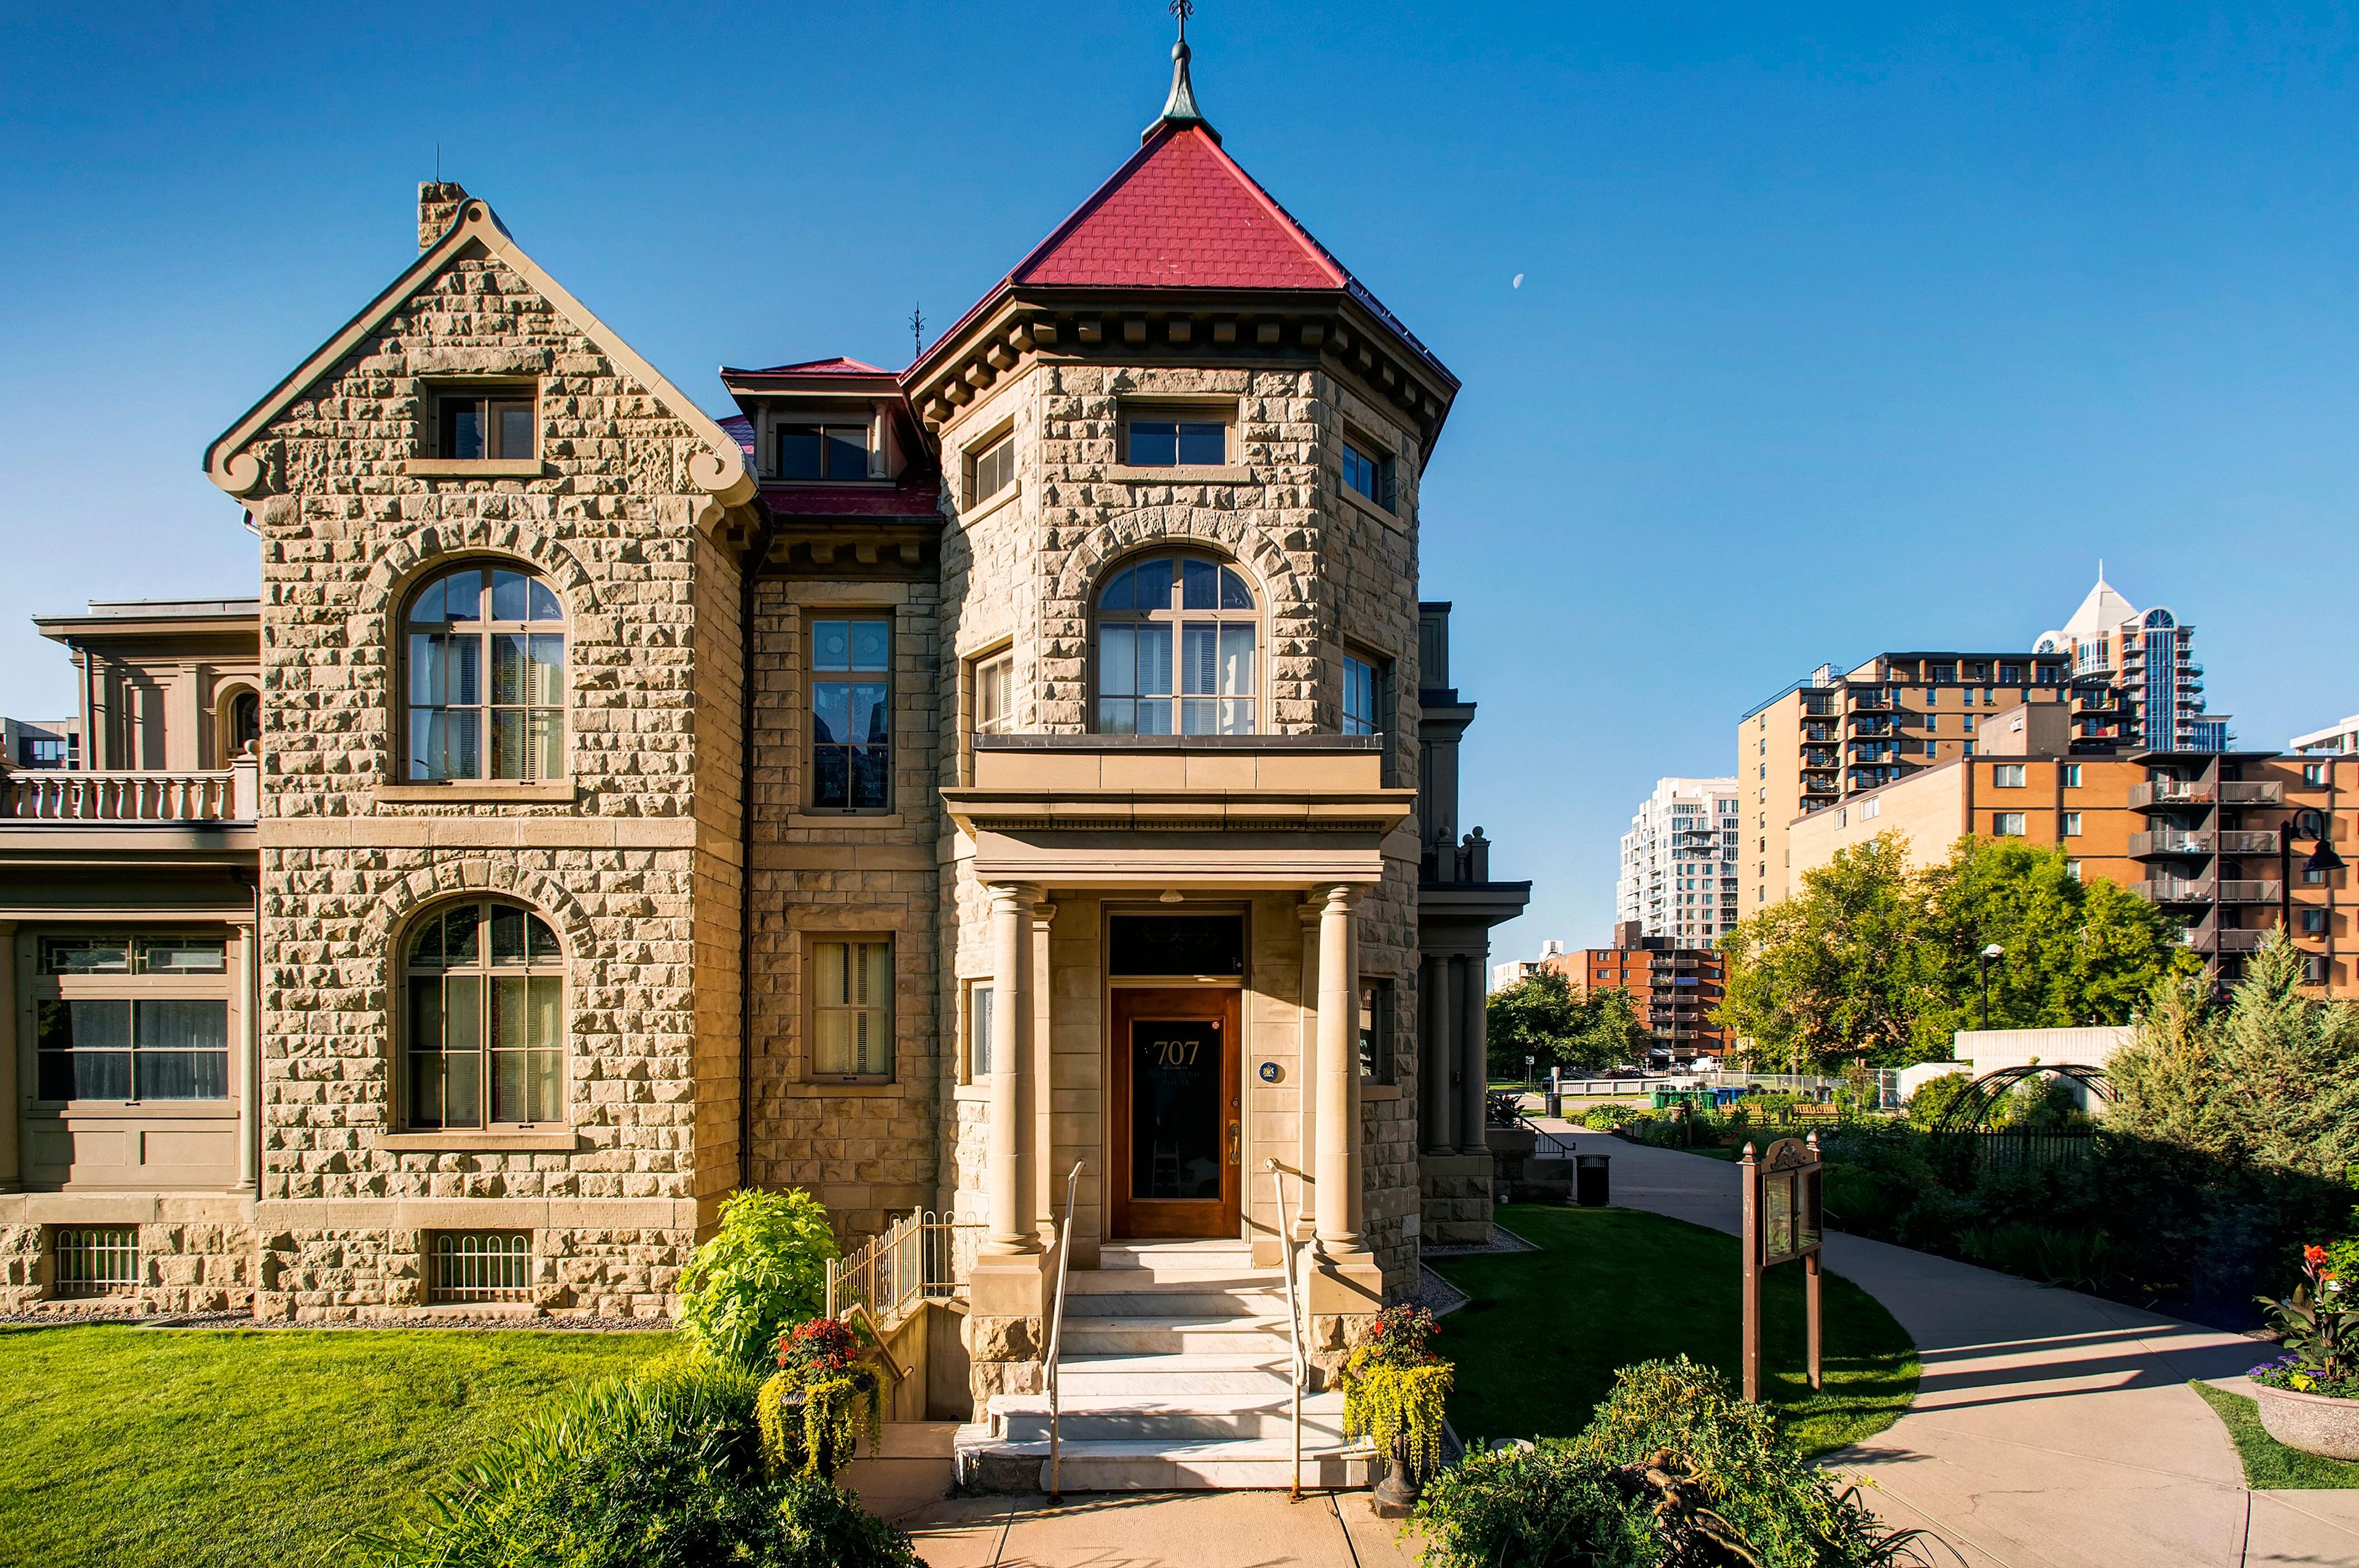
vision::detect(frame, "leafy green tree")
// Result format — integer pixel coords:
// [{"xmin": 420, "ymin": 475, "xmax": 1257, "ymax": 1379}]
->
[
  {"xmin": 1485, "ymin": 969, "xmax": 1650, "ymax": 1077},
  {"xmin": 1720, "ymin": 833, "xmax": 2197, "ymax": 1071},
  {"xmin": 677, "ymin": 1188, "xmax": 840, "ymax": 1370},
  {"xmin": 1718, "ymin": 835, "xmax": 1938, "ymax": 1070}
]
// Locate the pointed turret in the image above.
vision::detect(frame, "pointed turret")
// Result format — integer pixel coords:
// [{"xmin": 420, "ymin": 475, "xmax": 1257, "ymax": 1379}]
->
[{"xmin": 1146, "ymin": 2, "xmax": 1218, "ymax": 144}]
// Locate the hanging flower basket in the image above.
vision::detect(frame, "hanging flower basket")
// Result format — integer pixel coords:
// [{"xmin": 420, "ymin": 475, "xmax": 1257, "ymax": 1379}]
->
[
  {"xmin": 756, "ymin": 1316, "xmax": 885, "ymax": 1480},
  {"xmin": 1338, "ymin": 1305, "xmax": 1452, "ymax": 1513}
]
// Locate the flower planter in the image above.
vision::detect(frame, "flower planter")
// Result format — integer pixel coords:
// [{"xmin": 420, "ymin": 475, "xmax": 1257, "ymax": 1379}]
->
[
  {"xmin": 1369, "ymin": 1432, "xmax": 1423, "ymax": 1519},
  {"xmin": 2252, "ymin": 1379, "xmax": 2359, "ymax": 1461}
]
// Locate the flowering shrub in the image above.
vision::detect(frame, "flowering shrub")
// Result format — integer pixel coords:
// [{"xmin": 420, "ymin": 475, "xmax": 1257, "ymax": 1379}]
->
[
  {"xmin": 2251, "ymin": 1244, "xmax": 2359, "ymax": 1400},
  {"xmin": 757, "ymin": 1316, "xmax": 885, "ymax": 1480},
  {"xmin": 678, "ymin": 1188, "xmax": 839, "ymax": 1371},
  {"xmin": 1340, "ymin": 1305, "xmax": 1452, "ymax": 1481}
]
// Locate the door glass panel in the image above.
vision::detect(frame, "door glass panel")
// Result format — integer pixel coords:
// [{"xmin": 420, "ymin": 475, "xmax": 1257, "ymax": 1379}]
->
[{"xmin": 1130, "ymin": 1018, "xmax": 1222, "ymax": 1202}]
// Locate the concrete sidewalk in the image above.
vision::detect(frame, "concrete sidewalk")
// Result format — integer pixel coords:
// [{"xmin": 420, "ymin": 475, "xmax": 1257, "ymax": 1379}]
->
[
  {"xmin": 1575, "ymin": 1125, "xmax": 2359, "ymax": 1568},
  {"xmin": 904, "ymin": 1488, "xmax": 1423, "ymax": 1567}
]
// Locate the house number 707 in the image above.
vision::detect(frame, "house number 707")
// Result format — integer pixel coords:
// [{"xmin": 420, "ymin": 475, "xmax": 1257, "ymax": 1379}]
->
[{"xmin": 1152, "ymin": 1038, "xmax": 1200, "ymax": 1069}]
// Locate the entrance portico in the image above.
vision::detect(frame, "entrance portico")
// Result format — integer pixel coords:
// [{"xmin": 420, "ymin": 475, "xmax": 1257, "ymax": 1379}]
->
[{"xmin": 947, "ymin": 735, "xmax": 1414, "ymax": 1346}]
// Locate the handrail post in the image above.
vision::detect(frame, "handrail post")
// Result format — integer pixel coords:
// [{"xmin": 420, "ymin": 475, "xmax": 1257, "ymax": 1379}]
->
[
  {"xmin": 1265, "ymin": 1158, "xmax": 1306, "ymax": 1501},
  {"xmin": 1045, "ymin": 1160, "xmax": 1084, "ymax": 1504}
]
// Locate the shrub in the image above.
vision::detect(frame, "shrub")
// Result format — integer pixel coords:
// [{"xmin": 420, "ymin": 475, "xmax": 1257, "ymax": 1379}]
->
[
  {"xmin": 678, "ymin": 1188, "xmax": 839, "ymax": 1371},
  {"xmin": 1903, "ymin": 1070, "xmax": 1971, "ymax": 1127},
  {"xmin": 1581, "ymin": 1103, "xmax": 1634, "ymax": 1129},
  {"xmin": 1415, "ymin": 1357, "xmax": 1919, "ymax": 1568},
  {"xmin": 358, "ymin": 1356, "xmax": 917, "ymax": 1568}
]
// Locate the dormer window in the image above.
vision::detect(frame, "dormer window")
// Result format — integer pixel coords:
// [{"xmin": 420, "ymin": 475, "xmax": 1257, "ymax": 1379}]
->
[
  {"xmin": 436, "ymin": 389, "xmax": 536, "ymax": 460},
  {"xmin": 777, "ymin": 423, "xmax": 872, "ymax": 481}
]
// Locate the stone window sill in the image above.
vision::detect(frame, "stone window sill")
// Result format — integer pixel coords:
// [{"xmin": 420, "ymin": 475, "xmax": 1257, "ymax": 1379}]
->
[
  {"xmin": 787, "ymin": 811, "xmax": 905, "ymax": 830},
  {"xmin": 1339, "ymin": 485, "xmax": 1407, "ymax": 533},
  {"xmin": 1106, "ymin": 464, "xmax": 1254, "ymax": 484},
  {"xmin": 376, "ymin": 782, "xmax": 577, "ymax": 805},
  {"xmin": 372, "ymin": 1130, "xmax": 579, "ymax": 1153},
  {"xmin": 789, "ymin": 1080, "xmax": 901, "ymax": 1097},
  {"xmin": 952, "ymin": 1082, "xmax": 991, "ymax": 1104},
  {"xmin": 404, "ymin": 458, "xmax": 548, "ymax": 479},
  {"xmin": 958, "ymin": 480, "xmax": 1021, "ymax": 526},
  {"xmin": 1361, "ymin": 1083, "xmax": 1403, "ymax": 1102}
]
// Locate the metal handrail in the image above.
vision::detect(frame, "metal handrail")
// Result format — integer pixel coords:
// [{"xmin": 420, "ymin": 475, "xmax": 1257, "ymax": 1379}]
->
[
  {"xmin": 1044, "ymin": 1160, "xmax": 1084, "ymax": 1504},
  {"xmin": 1264, "ymin": 1158, "xmax": 1309, "ymax": 1501}
]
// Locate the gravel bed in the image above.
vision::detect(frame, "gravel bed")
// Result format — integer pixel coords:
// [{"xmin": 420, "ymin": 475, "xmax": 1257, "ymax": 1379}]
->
[
  {"xmin": 1411, "ymin": 1265, "xmax": 1472, "ymax": 1319},
  {"xmin": 1420, "ymin": 1223, "xmax": 1538, "ymax": 1258}
]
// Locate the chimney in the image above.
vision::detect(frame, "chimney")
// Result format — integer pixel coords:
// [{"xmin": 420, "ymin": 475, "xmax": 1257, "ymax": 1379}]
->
[{"xmin": 418, "ymin": 181, "xmax": 469, "ymax": 252}]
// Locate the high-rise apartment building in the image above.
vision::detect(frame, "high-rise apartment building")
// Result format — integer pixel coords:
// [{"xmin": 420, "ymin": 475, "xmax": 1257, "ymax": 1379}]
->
[
  {"xmin": 1616, "ymin": 776, "xmax": 1740, "ymax": 944},
  {"xmin": 1543, "ymin": 923, "xmax": 1731, "ymax": 1066},
  {"xmin": 2291, "ymin": 715, "xmax": 2359, "ymax": 757},
  {"xmin": 1738, "ymin": 573, "xmax": 2229, "ymax": 918}
]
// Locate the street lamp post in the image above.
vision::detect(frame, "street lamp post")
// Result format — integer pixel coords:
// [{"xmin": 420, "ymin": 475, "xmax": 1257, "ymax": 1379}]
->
[
  {"xmin": 2278, "ymin": 814, "xmax": 2348, "ymax": 959},
  {"xmin": 1525, "ymin": 1055, "xmax": 1536, "ymax": 1096},
  {"xmin": 1976, "ymin": 943, "xmax": 2005, "ymax": 1030}
]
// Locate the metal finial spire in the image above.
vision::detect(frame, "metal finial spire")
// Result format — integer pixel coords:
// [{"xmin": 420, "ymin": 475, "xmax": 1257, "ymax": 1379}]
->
[{"xmin": 1146, "ymin": 0, "xmax": 1218, "ymax": 144}]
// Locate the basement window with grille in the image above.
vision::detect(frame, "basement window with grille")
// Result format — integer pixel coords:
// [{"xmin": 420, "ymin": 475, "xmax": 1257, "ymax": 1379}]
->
[
  {"xmin": 428, "ymin": 1231, "xmax": 533, "ymax": 1304},
  {"xmin": 51, "ymin": 1226, "xmax": 139, "ymax": 1298}
]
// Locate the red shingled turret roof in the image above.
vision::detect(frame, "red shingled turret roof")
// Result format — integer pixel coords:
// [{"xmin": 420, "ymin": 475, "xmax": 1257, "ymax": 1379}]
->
[
  {"xmin": 1011, "ymin": 123, "xmax": 1347, "ymax": 292},
  {"xmin": 722, "ymin": 355, "xmax": 896, "ymax": 380}
]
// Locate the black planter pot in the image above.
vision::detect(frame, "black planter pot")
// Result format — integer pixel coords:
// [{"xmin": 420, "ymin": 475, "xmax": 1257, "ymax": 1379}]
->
[{"xmin": 1369, "ymin": 1431, "xmax": 1423, "ymax": 1518}]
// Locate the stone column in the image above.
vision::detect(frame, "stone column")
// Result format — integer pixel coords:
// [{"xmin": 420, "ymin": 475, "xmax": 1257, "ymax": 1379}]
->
[
  {"xmin": 0, "ymin": 922, "xmax": 18, "ymax": 1192},
  {"xmin": 1296, "ymin": 901, "xmax": 1321, "ymax": 1239},
  {"xmin": 1455, "ymin": 956, "xmax": 1487, "ymax": 1153},
  {"xmin": 1030, "ymin": 899, "xmax": 1058, "ymax": 1249},
  {"xmin": 1420, "ymin": 954, "xmax": 1451, "ymax": 1155},
  {"xmin": 984, "ymin": 884, "xmax": 1039, "ymax": 1257},
  {"xmin": 1314, "ymin": 885, "xmax": 1361, "ymax": 1254}
]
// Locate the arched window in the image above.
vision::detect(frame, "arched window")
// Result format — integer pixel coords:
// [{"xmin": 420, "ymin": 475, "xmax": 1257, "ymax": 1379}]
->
[
  {"xmin": 1093, "ymin": 553, "xmax": 1258, "ymax": 735},
  {"xmin": 404, "ymin": 563, "xmax": 566, "ymax": 781},
  {"xmin": 404, "ymin": 899, "xmax": 565, "ymax": 1129},
  {"xmin": 229, "ymin": 690, "xmax": 260, "ymax": 757}
]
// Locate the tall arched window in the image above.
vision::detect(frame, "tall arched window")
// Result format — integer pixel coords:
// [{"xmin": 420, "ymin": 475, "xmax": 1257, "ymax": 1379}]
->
[
  {"xmin": 1093, "ymin": 553, "xmax": 1258, "ymax": 735},
  {"xmin": 404, "ymin": 563, "xmax": 566, "ymax": 781},
  {"xmin": 404, "ymin": 899, "xmax": 565, "ymax": 1129}
]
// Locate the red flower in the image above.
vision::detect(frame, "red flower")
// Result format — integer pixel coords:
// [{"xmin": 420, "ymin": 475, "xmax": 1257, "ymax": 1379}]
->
[{"xmin": 2307, "ymin": 1245, "xmax": 2331, "ymax": 1267}]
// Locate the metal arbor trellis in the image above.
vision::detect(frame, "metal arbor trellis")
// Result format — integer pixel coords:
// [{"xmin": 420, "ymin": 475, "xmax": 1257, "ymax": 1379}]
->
[{"xmin": 1928, "ymin": 1063, "xmax": 2114, "ymax": 1134}]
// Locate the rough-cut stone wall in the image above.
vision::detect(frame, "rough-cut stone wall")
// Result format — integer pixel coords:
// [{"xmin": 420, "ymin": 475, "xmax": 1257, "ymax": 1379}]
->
[
  {"xmin": 745, "ymin": 580, "xmax": 944, "ymax": 1242},
  {"xmin": 228, "ymin": 244, "xmax": 743, "ymax": 1317},
  {"xmin": 0, "ymin": 1207, "xmax": 255, "ymax": 1314}
]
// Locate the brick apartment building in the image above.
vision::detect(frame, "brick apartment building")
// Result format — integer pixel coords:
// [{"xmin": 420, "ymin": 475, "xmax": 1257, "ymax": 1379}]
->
[{"xmin": 1544, "ymin": 921, "xmax": 1730, "ymax": 1066}]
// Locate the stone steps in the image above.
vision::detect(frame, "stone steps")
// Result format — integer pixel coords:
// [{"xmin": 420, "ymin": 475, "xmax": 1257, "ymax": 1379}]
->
[
  {"xmin": 954, "ymin": 1432, "xmax": 1375, "ymax": 1493},
  {"xmin": 992, "ymin": 1388, "xmax": 1350, "ymax": 1443}
]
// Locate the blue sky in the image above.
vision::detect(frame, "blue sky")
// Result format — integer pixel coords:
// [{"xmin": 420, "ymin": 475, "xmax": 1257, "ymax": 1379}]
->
[{"xmin": 4, "ymin": 2, "xmax": 2356, "ymax": 956}]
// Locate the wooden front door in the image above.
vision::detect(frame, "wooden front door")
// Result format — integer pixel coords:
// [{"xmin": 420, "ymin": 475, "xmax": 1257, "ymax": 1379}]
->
[{"xmin": 1109, "ymin": 987, "xmax": 1242, "ymax": 1239}]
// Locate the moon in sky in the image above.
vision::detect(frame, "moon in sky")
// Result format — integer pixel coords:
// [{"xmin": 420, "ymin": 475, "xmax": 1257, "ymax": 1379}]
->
[{"xmin": 1512, "ymin": 273, "xmax": 1524, "ymax": 288}]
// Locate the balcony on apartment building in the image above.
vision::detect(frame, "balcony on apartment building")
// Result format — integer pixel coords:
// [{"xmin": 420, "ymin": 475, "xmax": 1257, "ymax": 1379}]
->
[{"xmin": 1849, "ymin": 690, "xmax": 1895, "ymax": 713}]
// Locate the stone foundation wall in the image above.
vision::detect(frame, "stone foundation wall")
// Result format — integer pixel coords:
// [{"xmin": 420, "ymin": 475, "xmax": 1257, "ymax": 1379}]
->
[
  {"xmin": 254, "ymin": 1223, "xmax": 683, "ymax": 1321},
  {"xmin": 0, "ymin": 1207, "xmax": 256, "ymax": 1314}
]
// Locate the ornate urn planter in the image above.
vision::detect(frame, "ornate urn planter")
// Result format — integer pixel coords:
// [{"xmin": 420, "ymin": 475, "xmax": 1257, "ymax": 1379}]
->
[{"xmin": 2251, "ymin": 1379, "xmax": 2359, "ymax": 1461}]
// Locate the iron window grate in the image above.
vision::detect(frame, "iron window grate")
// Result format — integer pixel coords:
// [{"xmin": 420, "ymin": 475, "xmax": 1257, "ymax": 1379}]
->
[
  {"xmin": 429, "ymin": 1231, "xmax": 533, "ymax": 1304},
  {"xmin": 52, "ymin": 1227, "xmax": 139, "ymax": 1298}
]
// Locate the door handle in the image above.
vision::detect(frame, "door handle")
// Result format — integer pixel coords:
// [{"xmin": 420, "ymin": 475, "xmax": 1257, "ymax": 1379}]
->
[{"xmin": 1228, "ymin": 1120, "xmax": 1240, "ymax": 1162}]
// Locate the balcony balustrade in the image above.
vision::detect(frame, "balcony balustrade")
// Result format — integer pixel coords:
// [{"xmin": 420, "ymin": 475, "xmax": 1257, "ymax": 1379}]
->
[
  {"xmin": 2215, "ymin": 880, "xmax": 2283, "ymax": 903},
  {"xmin": 2130, "ymin": 782, "xmax": 2215, "ymax": 809},
  {"xmin": 1, "ymin": 766, "xmax": 252, "ymax": 822},
  {"xmin": 2210, "ymin": 929, "xmax": 2267, "ymax": 954},
  {"xmin": 2216, "ymin": 831, "xmax": 2280, "ymax": 854},
  {"xmin": 2133, "ymin": 878, "xmax": 2213, "ymax": 903},
  {"xmin": 2220, "ymin": 782, "xmax": 2284, "ymax": 805},
  {"xmin": 2129, "ymin": 831, "xmax": 2211, "ymax": 858}
]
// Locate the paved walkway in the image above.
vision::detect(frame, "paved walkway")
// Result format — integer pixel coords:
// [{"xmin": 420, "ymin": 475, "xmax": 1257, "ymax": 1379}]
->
[
  {"xmin": 1577, "ymin": 1126, "xmax": 2359, "ymax": 1568},
  {"xmin": 904, "ymin": 1488, "xmax": 1422, "ymax": 1567}
]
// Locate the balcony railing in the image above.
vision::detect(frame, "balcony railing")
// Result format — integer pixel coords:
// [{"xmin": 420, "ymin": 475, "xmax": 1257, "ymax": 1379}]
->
[
  {"xmin": 1, "ymin": 764, "xmax": 254, "ymax": 822},
  {"xmin": 2215, "ymin": 880, "xmax": 2282, "ymax": 903},
  {"xmin": 2216, "ymin": 831, "xmax": 2280, "ymax": 854},
  {"xmin": 2220, "ymin": 782, "xmax": 2284, "ymax": 805},
  {"xmin": 2210, "ymin": 929, "xmax": 2267, "ymax": 954},
  {"xmin": 2134, "ymin": 878, "xmax": 2213, "ymax": 903},
  {"xmin": 2130, "ymin": 782, "xmax": 2214, "ymax": 809},
  {"xmin": 2129, "ymin": 832, "xmax": 2211, "ymax": 858}
]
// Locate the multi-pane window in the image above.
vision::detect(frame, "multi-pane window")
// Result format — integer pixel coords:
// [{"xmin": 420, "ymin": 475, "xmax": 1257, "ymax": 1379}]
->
[
  {"xmin": 966, "ymin": 981, "xmax": 995, "ymax": 1081},
  {"xmin": 405, "ymin": 564, "xmax": 565, "ymax": 782},
  {"xmin": 777, "ymin": 423, "xmax": 872, "ymax": 480},
  {"xmin": 2305, "ymin": 763, "xmax": 2329, "ymax": 785},
  {"xmin": 1094, "ymin": 553, "xmax": 1257, "ymax": 735},
  {"xmin": 35, "ymin": 935, "xmax": 229, "ymax": 1102},
  {"xmin": 968, "ymin": 431, "xmax": 1015, "ymax": 506},
  {"xmin": 1126, "ymin": 414, "xmax": 1226, "ymax": 467},
  {"xmin": 1343, "ymin": 655, "xmax": 1382, "ymax": 738},
  {"xmin": 1993, "ymin": 765, "xmax": 2025, "ymax": 788},
  {"xmin": 974, "ymin": 652, "xmax": 1014, "ymax": 736},
  {"xmin": 1993, "ymin": 813, "xmax": 2027, "ymax": 837},
  {"xmin": 405, "ymin": 900, "xmax": 564, "ymax": 1129},
  {"xmin": 2302, "ymin": 908, "xmax": 2330, "ymax": 935},
  {"xmin": 812, "ymin": 939, "xmax": 892, "ymax": 1079},
  {"xmin": 2062, "ymin": 811, "xmax": 2083, "ymax": 837},
  {"xmin": 2062, "ymin": 764, "xmax": 2083, "ymax": 787},
  {"xmin": 436, "ymin": 389, "xmax": 536, "ymax": 460},
  {"xmin": 811, "ymin": 618, "xmax": 891, "ymax": 810},
  {"xmin": 1358, "ymin": 979, "xmax": 1395, "ymax": 1084},
  {"xmin": 1341, "ymin": 439, "xmax": 1395, "ymax": 510}
]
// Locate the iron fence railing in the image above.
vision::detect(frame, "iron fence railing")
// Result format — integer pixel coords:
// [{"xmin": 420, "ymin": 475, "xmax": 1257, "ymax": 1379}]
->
[
  {"xmin": 1930, "ymin": 1129, "xmax": 2096, "ymax": 1172},
  {"xmin": 824, "ymin": 1208, "xmax": 983, "ymax": 1326},
  {"xmin": 429, "ymin": 1231, "xmax": 533, "ymax": 1303}
]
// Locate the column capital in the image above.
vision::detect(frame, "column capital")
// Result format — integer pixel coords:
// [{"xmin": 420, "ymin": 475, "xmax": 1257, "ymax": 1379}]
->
[
  {"xmin": 1030, "ymin": 902, "xmax": 1058, "ymax": 927},
  {"xmin": 988, "ymin": 883, "xmax": 1041, "ymax": 915},
  {"xmin": 1318, "ymin": 884, "xmax": 1361, "ymax": 916}
]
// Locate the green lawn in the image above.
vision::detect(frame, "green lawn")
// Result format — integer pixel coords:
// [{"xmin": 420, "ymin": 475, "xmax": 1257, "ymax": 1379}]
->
[
  {"xmin": 0, "ymin": 1324, "xmax": 670, "ymax": 1568},
  {"xmin": 2192, "ymin": 1381, "xmax": 2359, "ymax": 1489},
  {"xmin": 1430, "ymin": 1205, "xmax": 1919, "ymax": 1459}
]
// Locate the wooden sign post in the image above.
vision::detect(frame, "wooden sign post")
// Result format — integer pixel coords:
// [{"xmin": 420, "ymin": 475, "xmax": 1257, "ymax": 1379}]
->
[{"xmin": 1739, "ymin": 1134, "xmax": 1825, "ymax": 1403}]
